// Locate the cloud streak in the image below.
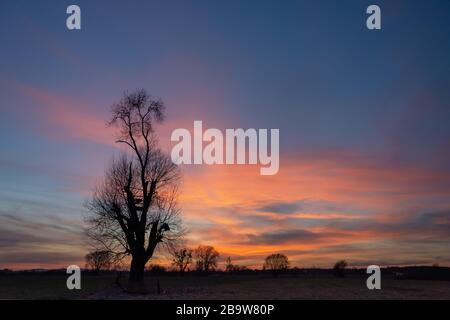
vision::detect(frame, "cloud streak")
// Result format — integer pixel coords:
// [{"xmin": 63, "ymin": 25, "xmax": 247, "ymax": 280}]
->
[{"xmin": 0, "ymin": 211, "xmax": 86, "ymax": 269}]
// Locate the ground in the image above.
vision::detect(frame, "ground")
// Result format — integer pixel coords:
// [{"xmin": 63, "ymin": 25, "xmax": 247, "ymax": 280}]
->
[{"xmin": 1, "ymin": 274, "xmax": 449, "ymax": 300}]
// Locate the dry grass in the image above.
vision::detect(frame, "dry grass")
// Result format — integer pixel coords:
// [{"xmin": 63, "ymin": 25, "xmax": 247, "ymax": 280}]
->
[{"xmin": 1, "ymin": 274, "xmax": 449, "ymax": 300}]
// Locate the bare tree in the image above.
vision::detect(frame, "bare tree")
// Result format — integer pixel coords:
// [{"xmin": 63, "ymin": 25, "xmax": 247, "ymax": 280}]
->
[
  {"xmin": 263, "ymin": 253, "xmax": 289, "ymax": 277},
  {"xmin": 225, "ymin": 256, "xmax": 234, "ymax": 272},
  {"xmin": 194, "ymin": 245, "xmax": 219, "ymax": 273},
  {"xmin": 171, "ymin": 248, "xmax": 193, "ymax": 274},
  {"xmin": 85, "ymin": 89, "xmax": 183, "ymax": 291},
  {"xmin": 85, "ymin": 250, "xmax": 113, "ymax": 273},
  {"xmin": 225, "ymin": 256, "xmax": 246, "ymax": 272}
]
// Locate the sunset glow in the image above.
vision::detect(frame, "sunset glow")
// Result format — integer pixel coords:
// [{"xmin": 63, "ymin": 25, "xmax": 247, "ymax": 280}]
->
[{"xmin": 1, "ymin": 0, "xmax": 449, "ymax": 271}]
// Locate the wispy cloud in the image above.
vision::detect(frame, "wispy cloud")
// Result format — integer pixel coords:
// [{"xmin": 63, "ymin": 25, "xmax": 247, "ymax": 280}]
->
[
  {"xmin": 0, "ymin": 211, "xmax": 86, "ymax": 269},
  {"xmin": 17, "ymin": 84, "xmax": 115, "ymax": 146}
]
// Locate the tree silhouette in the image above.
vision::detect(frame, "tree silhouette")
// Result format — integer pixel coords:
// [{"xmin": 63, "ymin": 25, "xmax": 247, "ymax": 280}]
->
[
  {"xmin": 333, "ymin": 260, "xmax": 348, "ymax": 277},
  {"xmin": 85, "ymin": 89, "xmax": 183, "ymax": 292},
  {"xmin": 85, "ymin": 250, "xmax": 113, "ymax": 274},
  {"xmin": 171, "ymin": 248, "xmax": 193, "ymax": 274},
  {"xmin": 225, "ymin": 256, "xmax": 246, "ymax": 272},
  {"xmin": 194, "ymin": 245, "xmax": 219, "ymax": 273},
  {"xmin": 225, "ymin": 256, "xmax": 234, "ymax": 272},
  {"xmin": 263, "ymin": 253, "xmax": 289, "ymax": 277}
]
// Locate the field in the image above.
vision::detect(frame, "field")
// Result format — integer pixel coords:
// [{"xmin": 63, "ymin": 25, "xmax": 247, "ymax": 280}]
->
[{"xmin": 1, "ymin": 273, "xmax": 449, "ymax": 300}]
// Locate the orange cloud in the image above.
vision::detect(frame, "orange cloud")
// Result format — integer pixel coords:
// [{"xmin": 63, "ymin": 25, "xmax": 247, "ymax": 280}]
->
[{"xmin": 175, "ymin": 152, "xmax": 450, "ymax": 268}]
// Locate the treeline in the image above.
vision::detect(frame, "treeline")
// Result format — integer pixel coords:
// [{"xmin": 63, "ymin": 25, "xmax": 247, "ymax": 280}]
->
[
  {"xmin": 79, "ymin": 246, "xmax": 450, "ymax": 281},
  {"xmin": 81, "ymin": 245, "xmax": 293, "ymax": 277}
]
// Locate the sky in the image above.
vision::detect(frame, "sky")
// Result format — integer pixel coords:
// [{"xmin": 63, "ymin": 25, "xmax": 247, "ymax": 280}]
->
[{"xmin": 0, "ymin": 0, "xmax": 450, "ymax": 269}]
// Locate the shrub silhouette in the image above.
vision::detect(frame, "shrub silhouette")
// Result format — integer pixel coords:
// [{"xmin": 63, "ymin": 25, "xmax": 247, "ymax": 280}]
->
[
  {"xmin": 147, "ymin": 264, "xmax": 167, "ymax": 275},
  {"xmin": 333, "ymin": 260, "xmax": 348, "ymax": 277}
]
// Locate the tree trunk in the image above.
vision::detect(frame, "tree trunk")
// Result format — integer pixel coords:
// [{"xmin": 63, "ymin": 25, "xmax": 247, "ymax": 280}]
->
[{"xmin": 127, "ymin": 255, "xmax": 146, "ymax": 293}]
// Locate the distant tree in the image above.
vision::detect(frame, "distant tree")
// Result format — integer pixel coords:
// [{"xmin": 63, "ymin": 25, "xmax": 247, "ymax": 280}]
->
[
  {"xmin": 263, "ymin": 253, "xmax": 289, "ymax": 277},
  {"xmin": 195, "ymin": 245, "xmax": 219, "ymax": 273},
  {"xmin": 225, "ymin": 256, "xmax": 245, "ymax": 272},
  {"xmin": 85, "ymin": 250, "xmax": 113, "ymax": 273},
  {"xmin": 225, "ymin": 256, "xmax": 234, "ymax": 272},
  {"xmin": 85, "ymin": 89, "xmax": 184, "ymax": 292},
  {"xmin": 172, "ymin": 248, "xmax": 193, "ymax": 274},
  {"xmin": 333, "ymin": 260, "xmax": 348, "ymax": 277}
]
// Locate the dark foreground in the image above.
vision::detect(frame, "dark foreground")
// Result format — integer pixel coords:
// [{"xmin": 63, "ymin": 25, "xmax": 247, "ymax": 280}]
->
[{"xmin": 1, "ymin": 273, "xmax": 449, "ymax": 300}]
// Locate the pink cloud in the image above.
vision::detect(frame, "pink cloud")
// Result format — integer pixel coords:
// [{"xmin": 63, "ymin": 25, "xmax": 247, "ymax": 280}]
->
[{"xmin": 18, "ymin": 84, "xmax": 116, "ymax": 146}]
